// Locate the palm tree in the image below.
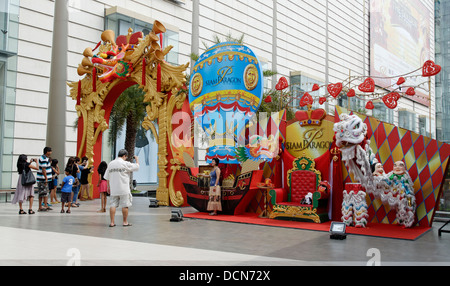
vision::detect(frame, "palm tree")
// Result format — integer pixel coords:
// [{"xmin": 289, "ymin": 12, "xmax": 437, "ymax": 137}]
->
[
  {"xmin": 108, "ymin": 84, "xmax": 148, "ymax": 161},
  {"xmin": 72, "ymin": 84, "xmax": 153, "ymax": 190}
]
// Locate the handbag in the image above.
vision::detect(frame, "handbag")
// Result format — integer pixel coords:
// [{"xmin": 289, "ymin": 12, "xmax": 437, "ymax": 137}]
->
[{"xmin": 21, "ymin": 168, "xmax": 36, "ymax": 186}]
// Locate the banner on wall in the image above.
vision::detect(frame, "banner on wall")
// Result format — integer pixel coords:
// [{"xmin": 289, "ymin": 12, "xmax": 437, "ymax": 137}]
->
[
  {"xmin": 285, "ymin": 118, "xmax": 335, "ymax": 160},
  {"xmin": 370, "ymin": 0, "xmax": 432, "ymax": 106},
  {"xmin": 286, "ymin": 106, "xmax": 334, "ymax": 160}
]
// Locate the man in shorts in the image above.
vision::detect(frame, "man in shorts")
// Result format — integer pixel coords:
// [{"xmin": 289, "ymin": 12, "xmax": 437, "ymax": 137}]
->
[
  {"xmin": 37, "ymin": 147, "xmax": 53, "ymax": 211},
  {"xmin": 104, "ymin": 149, "xmax": 139, "ymax": 227}
]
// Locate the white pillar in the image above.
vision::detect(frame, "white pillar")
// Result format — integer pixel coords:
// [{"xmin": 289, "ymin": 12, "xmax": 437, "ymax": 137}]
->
[{"xmin": 46, "ymin": 0, "xmax": 68, "ymax": 170}]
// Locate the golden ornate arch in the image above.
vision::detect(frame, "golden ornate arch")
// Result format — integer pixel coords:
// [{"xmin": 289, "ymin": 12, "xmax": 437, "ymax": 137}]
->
[{"xmin": 67, "ymin": 22, "xmax": 189, "ymax": 206}]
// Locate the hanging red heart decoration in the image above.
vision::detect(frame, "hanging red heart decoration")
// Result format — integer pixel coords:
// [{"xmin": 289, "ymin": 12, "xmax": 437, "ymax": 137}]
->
[
  {"xmin": 358, "ymin": 77, "xmax": 375, "ymax": 92},
  {"xmin": 275, "ymin": 77, "xmax": 289, "ymax": 91},
  {"xmin": 382, "ymin": 92, "xmax": 401, "ymax": 109},
  {"xmin": 347, "ymin": 89, "xmax": 356, "ymax": 97},
  {"xmin": 422, "ymin": 60, "xmax": 441, "ymax": 77},
  {"xmin": 300, "ymin": 92, "xmax": 313, "ymax": 107},
  {"xmin": 312, "ymin": 84, "xmax": 320, "ymax": 91},
  {"xmin": 264, "ymin": 95, "xmax": 272, "ymax": 103},
  {"xmin": 406, "ymin": 87, "xmax": 415, "ymax": 96},
  {"xmin": 327, "ymin": 83, "xmax": 343, "ymax": 98},
  {"xmin": 319, "ymin": 97, "xmax": 327, "ymax": 105},
  {"xmin": 366, "ymin": 101, "xmax": 375, "ymax": 110},
  {"xmin": 397, "ymin": 77, "xmax": 405, "ymax": 85}
]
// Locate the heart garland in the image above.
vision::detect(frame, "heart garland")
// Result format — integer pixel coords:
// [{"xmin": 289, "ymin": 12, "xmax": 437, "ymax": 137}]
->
[
  {"xmin": 397, "ymin": 77, "xmax": 405, "ymax": 85},
  {"xmin": 382, "ymin": 92, "xmax": 401, "ymax": 109},
  {"xmin": 347, "ymin": 89, "xmax": 356, "ymax": 97},
  {"xmin": 265, "ymin": 62, "xmax": 441, "ymax": 111},
  {"xmin": 358, "ymin": 77, "xmax": 375, "ymax": 93},
  {"xmin": 366, "ymin": 101, "xmax": 375, "ymax": 110},
  {"xmin": 275, "ymin": 77, "xmax": 289, "ymax": 91},
  {"xmin": 422, "ymin": 60, "xmax": 441, "ymax": 77},
  {"xmin": 327, "ymin": 83, "xmax": 343, "ymax": 98},
  {"xmin": 406, "ymin": 87, "xmax": 415, "ymax": 96},
  {"xmin": 300, "ymin": 92, "xmax": 313, "ymax": 107}
]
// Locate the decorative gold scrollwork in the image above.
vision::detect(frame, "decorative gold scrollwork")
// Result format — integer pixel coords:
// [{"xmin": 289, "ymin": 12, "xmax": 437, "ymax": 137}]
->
[{"xmin": 68, "ymin": 27, "xmax": 189, "ymax": 206}]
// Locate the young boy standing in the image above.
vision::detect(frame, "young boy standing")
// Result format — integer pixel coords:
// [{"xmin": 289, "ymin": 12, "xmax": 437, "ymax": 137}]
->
[{"xmin": 60, "ymin": 168, "xmax": 75, "ymax": 213}]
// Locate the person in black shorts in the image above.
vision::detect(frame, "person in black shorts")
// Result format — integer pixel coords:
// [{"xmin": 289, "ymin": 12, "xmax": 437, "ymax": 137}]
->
[{"xmin": 60, "ymin": 168, "xmax": 75, "ymax": 213}]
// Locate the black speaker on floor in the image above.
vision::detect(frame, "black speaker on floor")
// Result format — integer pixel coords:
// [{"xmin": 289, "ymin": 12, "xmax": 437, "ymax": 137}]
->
[
  {"xmin": 329, "ymin": 222, "xmax": 347, "ymax": 240},
  {"xmin": 170, "ymin": 208, "xmax": 183, "ymax": 222},
  {"xmin": 149, "ymin": 198, "xmax": 159, "ymax": 208}
]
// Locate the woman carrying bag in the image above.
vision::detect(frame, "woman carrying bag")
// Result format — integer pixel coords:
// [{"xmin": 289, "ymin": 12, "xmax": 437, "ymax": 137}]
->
[
  {"xmin": 207, "ymin": 158, "xmax": 222, "ymax": 216},
  {"xmin": 12, "ymin": 155, "xmax": 39, "ymax": 214}
]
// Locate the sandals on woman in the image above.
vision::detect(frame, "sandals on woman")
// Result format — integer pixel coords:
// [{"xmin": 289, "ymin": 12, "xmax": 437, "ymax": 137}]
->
[
  {"xmin": 19, "ymin": 209, "xmax": 26, "ymax": 215},
  {"xmin": 28, "ymin": 209, "xmax": 35, "ymax": 214}
]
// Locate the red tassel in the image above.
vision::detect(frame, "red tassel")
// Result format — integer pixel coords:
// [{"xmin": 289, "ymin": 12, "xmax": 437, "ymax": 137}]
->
[
  {"xmin": 77, "ymin": 80, "xmax": 81, "ymax": 105},
  {"xmin": 157, "ymin": 63, "xmax": 161, "ymax": 92},
  {"xmin": 92, "ymin": 68, "xmax": 97, "ymax": 92},
  {"xmin": 92, "ymin": 41, "xmax": 101, "ymax": 52},
  {"xmin": 142, "ymin": 57, "xmax": 146, "ymax": 86},
  {"xmin": 160, "ymin": 33, "xmax": 163, "ymax": 49}
]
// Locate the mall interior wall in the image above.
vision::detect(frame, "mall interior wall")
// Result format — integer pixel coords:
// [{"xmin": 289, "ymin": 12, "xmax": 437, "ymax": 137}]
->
[{"xmin": 3, "ymin": 0, "xmax": 436, "ymax": 188}]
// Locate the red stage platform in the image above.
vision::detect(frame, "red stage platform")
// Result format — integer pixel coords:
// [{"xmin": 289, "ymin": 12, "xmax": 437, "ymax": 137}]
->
[{"xmin": 184, "ymin": 212, "xmax": 431, "ymax": 241}]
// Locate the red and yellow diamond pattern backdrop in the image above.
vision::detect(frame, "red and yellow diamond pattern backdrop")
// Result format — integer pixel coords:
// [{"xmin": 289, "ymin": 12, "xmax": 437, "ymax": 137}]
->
[{"xmin": 336, "ymin": 106, "xmax": 450, "ymax": 227}]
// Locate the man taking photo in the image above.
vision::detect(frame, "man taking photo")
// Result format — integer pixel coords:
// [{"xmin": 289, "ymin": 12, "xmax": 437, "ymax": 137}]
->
[{"xmin": 104, "ymin": 149, "xmax": 139, "ymax": 227}]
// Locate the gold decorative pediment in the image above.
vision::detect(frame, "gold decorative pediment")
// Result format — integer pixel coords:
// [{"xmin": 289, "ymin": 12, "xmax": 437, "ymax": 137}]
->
[{"xmin": 68, "ymin": 21, "xmax": 189, "ymax": 207}]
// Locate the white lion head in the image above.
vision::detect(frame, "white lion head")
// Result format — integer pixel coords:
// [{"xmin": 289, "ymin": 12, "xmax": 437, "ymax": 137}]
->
[{"xmin": 333, "ymin": 114, "xmax": 367, "ymax": 148}]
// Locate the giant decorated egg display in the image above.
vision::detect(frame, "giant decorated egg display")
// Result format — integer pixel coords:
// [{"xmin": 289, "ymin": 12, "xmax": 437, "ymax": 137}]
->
[{"xmin": 189, "ymin": 42, "xmax": 264, "ymax": 164}]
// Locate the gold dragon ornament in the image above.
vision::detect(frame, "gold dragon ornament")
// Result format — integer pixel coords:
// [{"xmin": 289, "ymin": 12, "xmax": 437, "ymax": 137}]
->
[{"xmin": 68, "ymin": 21, "xmax": 189, "ymax": 206}]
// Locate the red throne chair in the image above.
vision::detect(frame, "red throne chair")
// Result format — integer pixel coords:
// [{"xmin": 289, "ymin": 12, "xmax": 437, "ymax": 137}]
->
[{"xmin": 269, "ymin": 154, "xmax": 329, "ymax": 223}]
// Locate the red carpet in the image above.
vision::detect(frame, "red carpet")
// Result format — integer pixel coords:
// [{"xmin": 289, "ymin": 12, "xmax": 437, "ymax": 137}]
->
[{"xmin": 184, "ymin": 212, "xmax": 431, "ymax": 240}]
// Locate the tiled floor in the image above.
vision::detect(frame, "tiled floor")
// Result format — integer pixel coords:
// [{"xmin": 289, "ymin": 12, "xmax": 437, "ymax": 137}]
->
[{"xmin": 0, "ymin": 196, "xmax": 449, "ymax": 266}]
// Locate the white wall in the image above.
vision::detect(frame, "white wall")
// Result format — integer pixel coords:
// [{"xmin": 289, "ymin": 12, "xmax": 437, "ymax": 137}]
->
[{"xmin": 8, "ymin": 0, "xmax": 435, "ymax": 186}]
